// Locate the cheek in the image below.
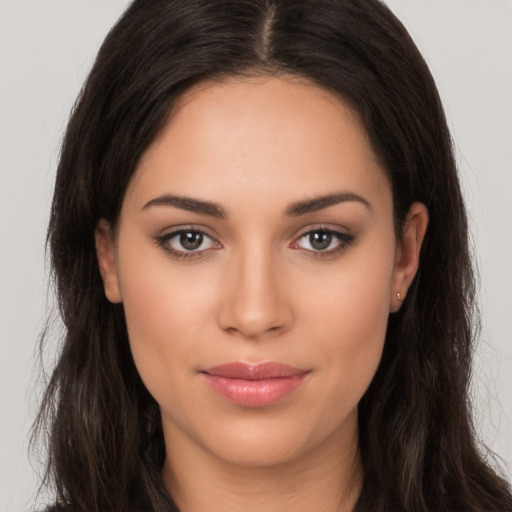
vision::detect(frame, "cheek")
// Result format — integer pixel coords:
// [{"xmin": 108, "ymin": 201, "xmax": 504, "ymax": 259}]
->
[
  {"xmin": 116, "ymin": 240, "xmax": 217, "ymax": 396},
  {"xmin": 300, "ymin": 245, "xmax": 394, "ymax": 408},
  {"xmin": 117, "ymin": 218, "xmax": 395, "ymax": 427}
]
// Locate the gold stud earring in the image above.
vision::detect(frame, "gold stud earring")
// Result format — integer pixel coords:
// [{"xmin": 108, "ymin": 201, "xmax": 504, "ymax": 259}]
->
[{"xmin": 396, "ymin": 292, "xmax": 402, "ymax": 301}]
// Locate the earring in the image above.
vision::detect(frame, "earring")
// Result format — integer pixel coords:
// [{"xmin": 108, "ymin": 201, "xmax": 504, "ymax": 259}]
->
[{"xmin": 396, "ymin": 292, "xmax": 402, "ymax": 301}]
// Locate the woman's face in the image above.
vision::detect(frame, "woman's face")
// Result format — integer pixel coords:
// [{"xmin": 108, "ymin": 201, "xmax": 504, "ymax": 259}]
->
[{"xmin": 97, "ymin": 76, "xmax": 426, "ymax": 469}]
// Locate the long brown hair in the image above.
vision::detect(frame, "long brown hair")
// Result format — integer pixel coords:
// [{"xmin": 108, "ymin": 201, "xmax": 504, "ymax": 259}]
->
[{"xmin": 33, "ymin": 1, "xmax": 512, "ymax": 511}]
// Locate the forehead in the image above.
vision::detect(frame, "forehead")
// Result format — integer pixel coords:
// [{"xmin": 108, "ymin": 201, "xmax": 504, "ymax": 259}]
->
[{"xmin": 127, "ymin": 76, "xmax": 390, "ymax": 214}]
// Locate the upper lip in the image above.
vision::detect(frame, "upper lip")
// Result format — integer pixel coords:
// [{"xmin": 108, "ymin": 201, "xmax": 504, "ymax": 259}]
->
[{"xmin": 202, "ymin": 362, "xmax": 308, "ymax": 380}]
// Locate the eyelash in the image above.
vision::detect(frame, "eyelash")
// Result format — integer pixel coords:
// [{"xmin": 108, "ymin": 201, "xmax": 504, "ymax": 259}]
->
[
  {"xmin": 155, "ymin": 226, "xmax": 355, "ymax": 261},
  {"xmin": 155, "ymin": 227, "xmax": 219, "ymax": 260},
  {"xmin": 292, "ymin": 229, "xmax": 355, "ymax": 258}
]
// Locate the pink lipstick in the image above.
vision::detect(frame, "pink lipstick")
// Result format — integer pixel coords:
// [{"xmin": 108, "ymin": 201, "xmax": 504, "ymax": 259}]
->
[{"xmin": 201, "ymin": 362, "xmax": 309, "ymax": 407}]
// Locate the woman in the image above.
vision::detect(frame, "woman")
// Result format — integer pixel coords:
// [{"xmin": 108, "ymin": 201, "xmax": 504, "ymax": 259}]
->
[{"xmin": 34, "ymin": 0, "xmax": 512, "ymax": 511}]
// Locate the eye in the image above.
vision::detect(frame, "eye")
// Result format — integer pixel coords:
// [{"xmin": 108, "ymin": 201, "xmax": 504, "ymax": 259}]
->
[
  {"xmin": 156, "ymin": 228, "xmax": 220, "ymax": 257},
  {"xmin": 293, "ymin": 229, "xmax": 354, "ymax": 254}
]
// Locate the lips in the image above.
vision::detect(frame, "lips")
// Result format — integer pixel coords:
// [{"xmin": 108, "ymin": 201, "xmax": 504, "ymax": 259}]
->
[{"xmin": 201, "ymin": 362, "xmax": 309, "ymax": 407}]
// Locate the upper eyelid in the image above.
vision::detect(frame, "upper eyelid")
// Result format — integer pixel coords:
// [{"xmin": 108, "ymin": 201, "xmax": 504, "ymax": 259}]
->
[
  {"xmin": 158, "ymin": 225, "xmax": 219, "ymax": 240},
  {"xmin": 155, "ymin": 229, "xmax": 221, "ymax": 260},
  {"xmin": 292, "ymin": 224, "xmax": 351, "ymax": 240},
  {"xmin": 291, "ymin": 228, "xmax": 355, "ymax": 258},
  {"xmin": 155, "ymin": 226, "xmax": 221, "ymax": 251},
  {"xmin": 155, "ymin": 224, "xmax": 352, "ymax": 248},
  {"xmin": 292, "ymin": 228, "xmax": 352, "ymax": 245}
]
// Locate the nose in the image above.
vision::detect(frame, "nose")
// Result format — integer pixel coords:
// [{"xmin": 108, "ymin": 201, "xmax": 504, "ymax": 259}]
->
[{"xmin": 217, "ymin": 247, "xmax": 293, "ymax": 339}]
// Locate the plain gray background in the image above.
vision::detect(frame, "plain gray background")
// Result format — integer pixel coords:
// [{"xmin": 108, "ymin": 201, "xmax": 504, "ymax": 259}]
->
[{"xmin": 1, "ymin": 1, "xmax": 511, "ymax": 510}]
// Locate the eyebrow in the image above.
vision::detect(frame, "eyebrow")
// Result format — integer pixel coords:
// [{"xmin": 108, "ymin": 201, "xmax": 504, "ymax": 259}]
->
[
  {"xmin": 142, "ymin": 191, "xmax": 371, "ymax": 218},
  {"xmin": 142, "ymin": 194, "xmax": 227, "ymax": 218},
  {"xmin": 284, "ymin": 192, "xmax": 372, "ymax": 216}
]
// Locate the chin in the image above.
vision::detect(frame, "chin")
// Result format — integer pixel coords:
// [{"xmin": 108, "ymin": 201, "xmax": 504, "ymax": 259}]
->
[
  {"xmin": 190, "ymin": 404, "xmax": 358, "ymax": 469},
  {"xmin": 207, "ymin": 431, "xmax": 311, "ymax": 468}
]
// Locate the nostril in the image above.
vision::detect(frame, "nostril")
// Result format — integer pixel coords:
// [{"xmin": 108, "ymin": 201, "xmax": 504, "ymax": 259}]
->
[{"xmin": 216, "ymin": 259, "xmax": 294, "ymax": 338}]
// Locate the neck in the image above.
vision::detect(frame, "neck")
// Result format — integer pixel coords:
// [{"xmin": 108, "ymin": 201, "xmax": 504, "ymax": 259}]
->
[{"xmin": 161, "ymin": 416, "xmax": 362, "ymax": 512}]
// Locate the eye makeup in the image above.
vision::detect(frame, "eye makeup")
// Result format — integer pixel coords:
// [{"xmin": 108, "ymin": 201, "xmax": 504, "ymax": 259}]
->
[
  {"xmin": 154, "ymin": 223, "xmax": 356, "ymax": 262},
  {"xmin": 291, "ymin": 228, "xmax": 355, "ymax": 259},
  {"xmin": 154, "ymin": 226, "xmax": 221, "ymax": 261}
]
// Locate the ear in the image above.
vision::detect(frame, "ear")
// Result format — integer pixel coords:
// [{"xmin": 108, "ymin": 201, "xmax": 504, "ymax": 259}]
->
[
  {"xmin": 390, "ymin": 202, "xmax": 428, "ymax": 313},
  {"xmin": 95, "ymin": 219, "xmax": 122, "ymax": 303}
]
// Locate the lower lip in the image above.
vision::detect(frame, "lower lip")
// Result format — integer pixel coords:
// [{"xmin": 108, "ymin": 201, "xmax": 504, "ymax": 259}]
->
[{"xmin": 202, "ymin": 374, "xmax": 307, "ymax": 407}]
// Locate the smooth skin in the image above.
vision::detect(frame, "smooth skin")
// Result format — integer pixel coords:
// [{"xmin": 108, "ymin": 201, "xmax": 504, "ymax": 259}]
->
[{"xmin": 96, "ymin": 76, "xmax": 428, "ymax": 512}]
